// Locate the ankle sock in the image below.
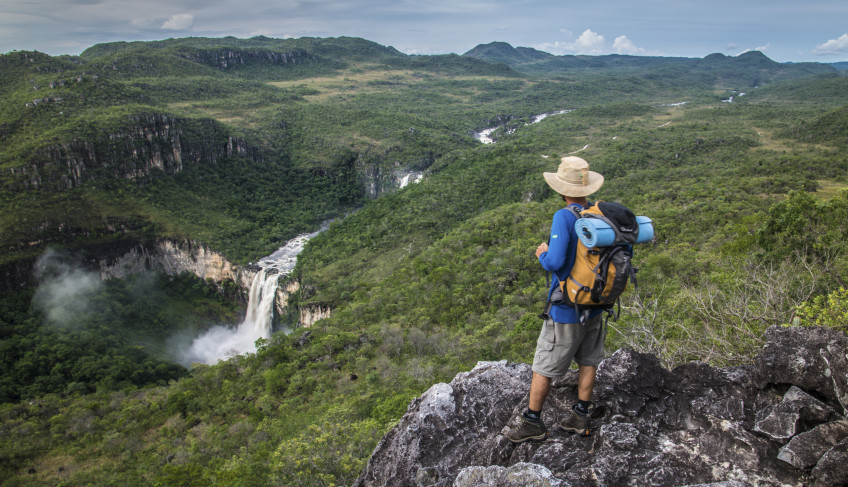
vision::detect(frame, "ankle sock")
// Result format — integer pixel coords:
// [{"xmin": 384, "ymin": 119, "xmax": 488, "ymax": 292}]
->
[
  {"xmin": 574, "ymin": 400, "xmax": 592, "ymax": 417},
  {"xmin": 523, "ymin": 408, "xmax": 542, "ymax": 422}
]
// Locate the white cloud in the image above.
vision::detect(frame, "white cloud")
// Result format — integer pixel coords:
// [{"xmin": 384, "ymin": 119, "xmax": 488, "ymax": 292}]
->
[
  {"xmin": 161, "ymin": 13, "xmax": 195, "ymax": 30},
  {"xmin": 535, "ymin": 29, "xmax": 645, "ymax": 56},
  {"xmin": 613, "ymin": 35, "xmax": 645, "ymax": 55},
  {"xmin": 574, "ymin": 29, "xmax": 605, "ymax": 53},
  {"xmin": 813, "ymin": 33, "xmax": 848, "ymax": 55}
]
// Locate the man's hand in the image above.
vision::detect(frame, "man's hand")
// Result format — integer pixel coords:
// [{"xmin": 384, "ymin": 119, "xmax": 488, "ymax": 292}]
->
[{"xmin": 535, "ymin": 242, "xmax": 548, "ymax": 258}]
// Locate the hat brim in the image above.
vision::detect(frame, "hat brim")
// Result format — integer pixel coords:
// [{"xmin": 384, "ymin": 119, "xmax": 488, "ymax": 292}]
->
[{"xmin": 543, "ymin": 171, "xmax": 604, "ymax": 197}]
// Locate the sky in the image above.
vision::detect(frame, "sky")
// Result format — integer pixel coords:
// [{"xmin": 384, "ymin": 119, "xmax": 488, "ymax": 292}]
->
[{"xmin": 2, "ymin": 0, "xmax": 848, "ymax": 63}]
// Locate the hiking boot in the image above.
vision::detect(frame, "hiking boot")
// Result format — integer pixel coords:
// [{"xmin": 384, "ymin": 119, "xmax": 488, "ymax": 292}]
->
[
  {"xmin": 505, "ymin": 416, "xmax": 548, "ymax": 443},
  {"xmin": 559, "ymin": 408, "xmax": 591, "ymax": 436}
]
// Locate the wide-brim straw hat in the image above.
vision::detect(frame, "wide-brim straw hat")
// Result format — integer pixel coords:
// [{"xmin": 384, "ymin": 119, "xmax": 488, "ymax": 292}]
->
[{"xmin": 543, "ymin": 156, "xmax": 604, "ymax": 197}]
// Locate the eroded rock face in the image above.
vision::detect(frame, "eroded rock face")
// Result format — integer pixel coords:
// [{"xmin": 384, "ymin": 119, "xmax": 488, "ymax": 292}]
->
[
  {"xmin": 755, "ymin": 325, "xmax": 848, "ymax": 415},
  {"xmin": 454, "ymin": 462, "xmax": 564, "ymax": 487},
  {"xmin": 777, "ymin": 420, "xmax": 848, "ymax": 469},
  {"xmin": 98, "ymin": 239, "xmax": 255, "ymax": 290},
  {"xmin": 354, "ymin": 361, "xmax": 532, "ymax": 487},
  {"xmin": 812, "ymin": 438, "xmax": 848, "ymax": 487},
  {"xmin": 754, "ymin": 386, "xmax": 841, "ymax": 442},
  {"xmin": 355, "ymin": 326, "xmax": 848, "ymax": 487},
  {"xmin": 12, "ymin": 114, "xmax": 262, "ymax": 192}
]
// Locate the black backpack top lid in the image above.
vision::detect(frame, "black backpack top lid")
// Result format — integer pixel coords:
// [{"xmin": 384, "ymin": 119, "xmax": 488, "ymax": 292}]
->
[{"xmin": 596, "ymin": 201, "xmax": 638, "ymax": 244}]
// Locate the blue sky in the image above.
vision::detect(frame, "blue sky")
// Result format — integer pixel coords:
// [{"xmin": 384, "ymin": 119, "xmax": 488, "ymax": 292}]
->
[{"xmin": 2, "ymin": 0, "xmax": 847, "ymax": 62}]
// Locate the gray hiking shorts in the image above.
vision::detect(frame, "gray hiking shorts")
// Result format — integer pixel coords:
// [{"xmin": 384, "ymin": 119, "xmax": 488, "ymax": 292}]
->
[{"xmin": 532, "ymin": 314, "xmax": 605, "ymax": 378}]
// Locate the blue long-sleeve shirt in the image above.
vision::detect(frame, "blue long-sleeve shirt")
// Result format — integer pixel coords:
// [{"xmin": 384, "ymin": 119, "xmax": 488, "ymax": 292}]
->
[{"xmin": 539, "ymin": 203, "xmax": 604, "ymax": 323}]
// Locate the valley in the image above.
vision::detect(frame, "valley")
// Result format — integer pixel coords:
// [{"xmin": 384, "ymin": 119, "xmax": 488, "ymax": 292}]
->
[{"xmin": 1, "ymin": 37, "xmax": 847, "ymax": 485}]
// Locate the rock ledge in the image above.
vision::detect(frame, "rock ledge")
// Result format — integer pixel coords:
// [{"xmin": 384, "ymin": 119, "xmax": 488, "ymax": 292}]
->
[{"xmin": 355, "ymin": 326, "xmax": 848, "ymax": 487}]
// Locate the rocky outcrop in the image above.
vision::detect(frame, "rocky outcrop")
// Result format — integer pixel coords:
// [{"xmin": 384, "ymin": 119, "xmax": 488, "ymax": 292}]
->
[
  {"xmin": 98, "ymin": 239, "xmax": 255, "ymax": 291},
  {"xmin": 271, "ymin": 280, "xmax": 332, "ymax": 327},
  {"xmin": 355, "ymin": 326, "xmax": 848, "ymax": 487},
  {"xmin": 277, "ymin": 280, "xmax": 302, "ymax": 320},
  {"xmin": 754, "ymin": 326, "xmax": 848, "ymax": 415},
  {"xmin": 9, "ymin": 114, "xmax": 262, "ymax": 191},
  {"xmin": 299, "ymin": 304, "xmax": 333, "ymax": 328}
]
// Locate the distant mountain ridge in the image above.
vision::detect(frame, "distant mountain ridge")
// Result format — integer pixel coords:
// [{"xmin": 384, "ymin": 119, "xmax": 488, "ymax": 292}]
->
[
  {"xmin": 463, "ymin": 42, "xmax": 838, "ymax": 87},
  {"xmin": 71, "ymin": 36, "xmax": 518, "ymax": 80}
]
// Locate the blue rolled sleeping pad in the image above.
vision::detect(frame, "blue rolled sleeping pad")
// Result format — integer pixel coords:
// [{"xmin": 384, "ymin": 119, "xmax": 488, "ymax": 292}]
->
[{"xmin": 575, "ymin": 216, "xmax": 654, "ymax": 247}]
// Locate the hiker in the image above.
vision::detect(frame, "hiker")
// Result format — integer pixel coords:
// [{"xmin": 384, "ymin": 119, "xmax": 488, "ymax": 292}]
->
[{"xmin": 505, "ymin": 156, "xmax": 607, "ymax": 442}]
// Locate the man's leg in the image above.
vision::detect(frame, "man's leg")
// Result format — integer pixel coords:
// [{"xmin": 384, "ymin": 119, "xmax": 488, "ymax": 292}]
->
[
  {"xmin": 559, "ymin": 315, "xmax": 603, "ymax": 436},
  {"xmin": 504, "ymin": 372, "xmax": 552, "ymax": 443},
  {"xmin": 576, "ymin": 365, "xmax": 596, "ymax": 402},
  {"xmin": 559, "ymin": 367, "xmax": 595, "ymax": 436},
  {"xmin": 528, "ymin": 371, "xmax": 552, "ymax": 411}
]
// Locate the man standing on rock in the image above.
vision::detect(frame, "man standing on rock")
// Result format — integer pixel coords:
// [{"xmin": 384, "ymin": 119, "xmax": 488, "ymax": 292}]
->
[{"xmin": 505, "ymin": 156, "xmax": 607, "ymax": 442}]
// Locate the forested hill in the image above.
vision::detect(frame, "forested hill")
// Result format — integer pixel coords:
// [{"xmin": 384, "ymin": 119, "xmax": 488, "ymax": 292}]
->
[
  {"xmin": 463, "ymin": 41, "xmax": 838, "ymax": 84},
  {"xmin": 0, "ymin": 36, "xmax": 516, "ymax": 280},
  {"xmin": 1, "ymin": 35, "xmax": 848, "ymax": 485}
]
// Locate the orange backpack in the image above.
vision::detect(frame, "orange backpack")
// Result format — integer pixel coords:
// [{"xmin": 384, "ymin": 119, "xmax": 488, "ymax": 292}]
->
[{"xmin": 551, "ymin": 201, "xmax": 638, "ymax": 310}]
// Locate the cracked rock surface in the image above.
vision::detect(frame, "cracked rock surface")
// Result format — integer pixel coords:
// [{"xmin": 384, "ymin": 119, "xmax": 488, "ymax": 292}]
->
[{"xmin": 354, "ymin": 326, "xmax": 848, "ymax": 487}]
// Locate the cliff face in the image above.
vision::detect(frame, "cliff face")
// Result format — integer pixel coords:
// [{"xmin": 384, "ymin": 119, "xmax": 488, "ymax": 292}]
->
[
  {"xmin": 299, "ymin": 304, "xmax": 333, "ymax": 327},
  {"xmin": 272, "ymin": 279, "xmax": 332, "ymax": 328},
  {"xmin": 8, "ymin": 114, "xmax": 261, "ymax": 192},
  {"xmin": 98, "ymin": 239, "xmax": 255, "ymax": 290},
  {"xmin": 355, "ymin": 326, "xmax": 848, "ymax": 487},
  {"xmin": 178, "ymin": 48, "xmax": 315, "ymax": 69}
]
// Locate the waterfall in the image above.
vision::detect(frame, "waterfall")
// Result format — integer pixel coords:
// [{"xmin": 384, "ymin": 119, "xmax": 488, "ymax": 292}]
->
[
  {"xmin": 186, "ymin": 268, "xmax": 279, "ymax": 365},
  {"xmin": 184, "ymin": 227, "xmax": 325, "ymax": 365},
  {"xmin": 241, "ymin": 269, "xmax": 280, "ymax": 339},
  {"xmin": 400, "ymin": 172, "xmax": 424, "ymax": 188}
]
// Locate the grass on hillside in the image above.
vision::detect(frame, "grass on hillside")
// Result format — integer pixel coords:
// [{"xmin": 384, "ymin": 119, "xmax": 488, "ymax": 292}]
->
[{"xmin": 815, "ymin": 180, "xmax": 848, "ymax": 198}]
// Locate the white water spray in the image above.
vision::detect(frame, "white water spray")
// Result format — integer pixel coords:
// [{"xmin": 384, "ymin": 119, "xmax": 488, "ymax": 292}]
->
[
  {"xmin": 184, "ymin": 227, "xmax": 325, "ymax": 365},
  {"xmin": 186, "ymin": 269, "xmax": 279, "ymax": 364}
]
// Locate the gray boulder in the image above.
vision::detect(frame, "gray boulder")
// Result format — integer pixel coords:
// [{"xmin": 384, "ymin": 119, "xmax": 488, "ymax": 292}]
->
[
  {"xmin": 777, "ymin": 420, "xmax": 848, "ymax": 469},
  {"xmin": 755, "ymin": 326, "xmax": 848, "ymax": 415},
  {"xmin": 811, "ymin": 438, "xmax": 848, "ymax": 487},
  {"xmin": 754, "ymin": 386, "xmax": 842, "ymax": 442},
  {"xmin": 354, "ymin": 360, "xmax": 532, "ymax": 487}
]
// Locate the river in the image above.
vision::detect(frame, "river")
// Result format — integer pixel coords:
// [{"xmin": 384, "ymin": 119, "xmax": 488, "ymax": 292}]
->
[{"xmin": 473, "ymin": 109, "xmax": 572, "ymax": 144}]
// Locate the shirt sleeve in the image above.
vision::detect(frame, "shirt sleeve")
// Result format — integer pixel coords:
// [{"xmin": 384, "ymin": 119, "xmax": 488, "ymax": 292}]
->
[{"xmin": 539, "ymin": 210, "xmax": 572, "ymax": 273}]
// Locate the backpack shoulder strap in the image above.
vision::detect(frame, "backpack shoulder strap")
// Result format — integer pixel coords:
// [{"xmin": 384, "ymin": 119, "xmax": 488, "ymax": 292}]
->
[
  {"xmin": 565, "ymin": 201, "xmax": 592, "ymax": 220},
  {"xmin": 565, "ymin": 205, "xmax": 582, "ymax": 220}
]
